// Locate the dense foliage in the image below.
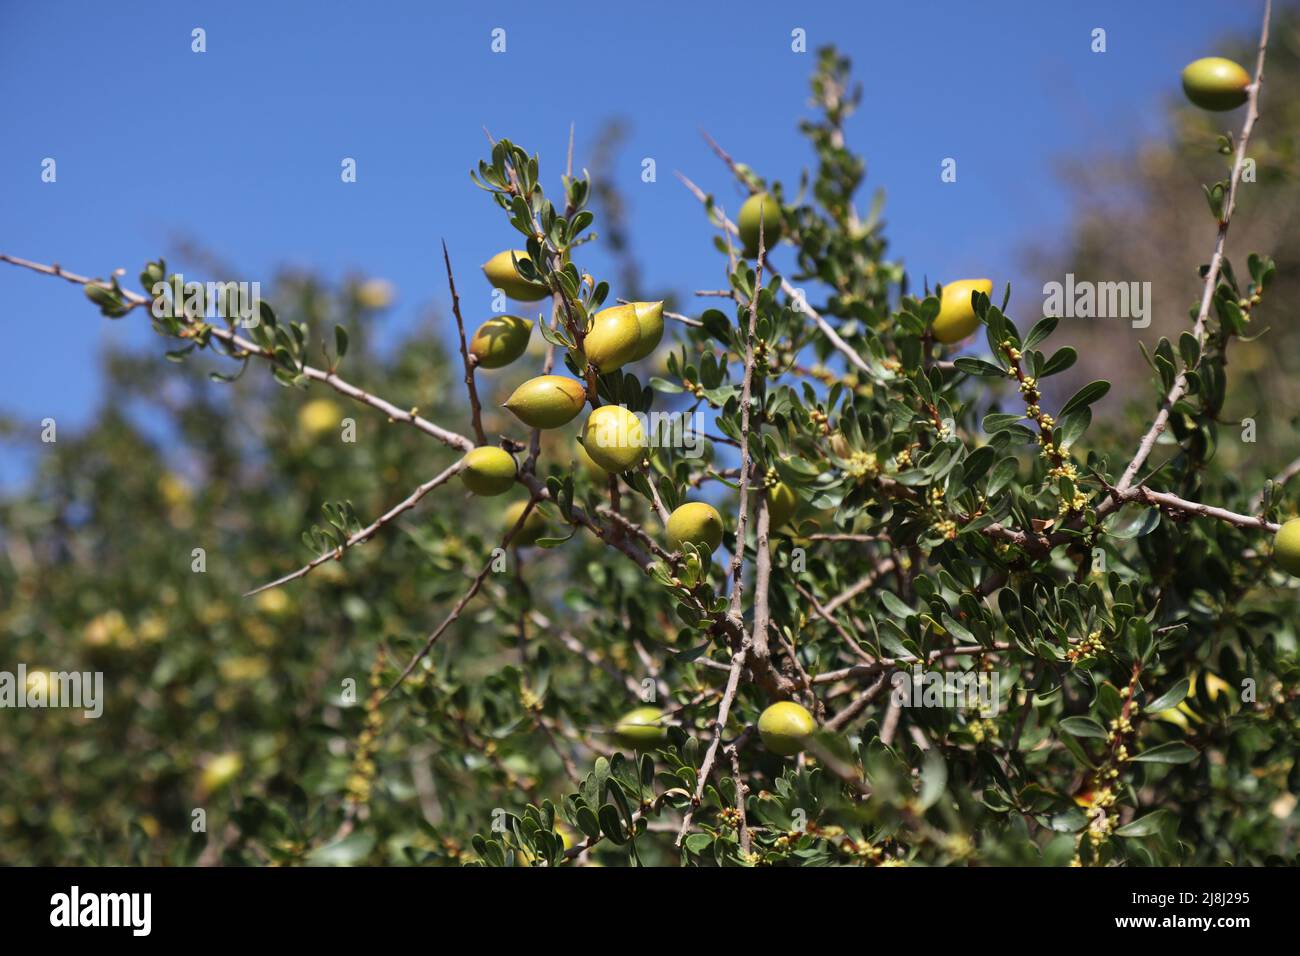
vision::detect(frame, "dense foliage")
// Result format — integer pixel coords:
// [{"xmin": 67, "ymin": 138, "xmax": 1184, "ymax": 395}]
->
[{"xmin": 2, "ymin": 32, "xmax": 1297, "ymax": 867}]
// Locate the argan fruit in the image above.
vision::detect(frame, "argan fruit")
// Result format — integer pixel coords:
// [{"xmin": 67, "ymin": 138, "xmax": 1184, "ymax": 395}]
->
[
  {"xmin": 482, "ymin": 249, "xmax": 550, "ymax": 302},
  {"xmin": 614, "ymin": 706, "xmax": 668, "ymax": 748},
  {"xmin": 504, "ymin": 375, "xmax": 587, "ymax": 428},
  {"xmin": 738, "ymin": 191, "xmax": 784, "ymax": 257},
  {"xmin": 355, "ymin": 278, "xmax": 395, "ymax": 310},
  {"xmin": 932, "ymin": 278, "xmax": 993, "ymax": 344},
  {"xmin": 766, "ymin": 482, "xmax": 798, "ymax": 530},
  {"xmin": 298, "ymin": 398, "xmax": 342, "ymax": 439},
  {"xmin": 1273, "ymin": 517, "xmax": 1300, "ymax": 576},
  {"xmin": 470, "ymin": 315, "xmax": 532, "ymax": 369},
  {"xmin": 254, "ymin": 588, "xmax": 293, "ymax": 619},
  {"xmin": 504, "ymin": 500, "xmax": 547, "ymax": 547},
  {"xmin": 627, "ymin": 301, "xmax": 666, "ymax": 361},
  {"xmin": 461, "ymin": 446, "xmax": 517, "ymax": 496},
  {"xmin": 583, "ymin": 303, "xmax": 642, "ymax": 372},
  {"xmin": 757, "ymin": 701, "xmax": 816, "ymax": 756},
  {"xmin": 666, "ymin": 501, "xmax": 724, "ymax": 553},
  {"xmin": 576, "ymin": 440, "xmax": 611, "ymax": 481},
  {"xmin": 1181, "ymin": 57, "xmax": 1250, "ymax": 111},
  {"xmin": 581, "ymin": 405, "xmax": 646, "ymax": 474},
  {"xmin": 200, "ymin": 752, "xmax": 243, "ymax": 794}
]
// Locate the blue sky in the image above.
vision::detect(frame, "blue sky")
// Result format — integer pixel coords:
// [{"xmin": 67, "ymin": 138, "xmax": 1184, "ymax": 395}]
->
[{"xmin": 0, "ymin": 0, "xmax": 1263, "ymax": 482}]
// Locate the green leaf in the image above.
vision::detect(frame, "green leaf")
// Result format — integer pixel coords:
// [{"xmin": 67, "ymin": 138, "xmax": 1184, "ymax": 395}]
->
[
  {"xmin": 1058, "ymin": 381, "xmax": 1111, "ymax": 417},
  {"xmin": 305, "ymin": 831, "xmax": 375, "ymax": 866},
  {"xmin": 1143, "ymin": 679, "xmax": 1190, "ymax": 714},
  {"xmin": 1115, "ymin": 809, "xmax": 1173, "ymax": 838},
  {"xmin": 1059, "ymin": 716, "xmax": 1108, "ymax": 739},
  {"xmin": 1130, "ymin": 741, "xmax": 1198, "ymax": 764}
]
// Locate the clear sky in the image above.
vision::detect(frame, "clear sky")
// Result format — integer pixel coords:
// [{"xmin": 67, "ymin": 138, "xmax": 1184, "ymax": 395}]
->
[{"xmin": 0, "ymin": 0, "xmax": 1264, "ymax": 483}]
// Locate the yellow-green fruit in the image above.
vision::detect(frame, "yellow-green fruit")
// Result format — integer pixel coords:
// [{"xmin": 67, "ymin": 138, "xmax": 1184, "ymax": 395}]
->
[
  {"xmin": 627, "ymin": 301, "xmax": 666, "ymax": 361},
  {"xmin": 470, "ymin": 315, "xmax": 532, "ymax": 369},
  {"xmin": 298, "ymin": 398, "xmax": 342, "ymax": 439},
  {"xmin": 355, "ymin": 278, "xmax": 395, "ymax": 310},
  {"xmin": 614, "ymin": 706, "xmax": 668, "ymax": 748},
  {"xmin": 666, "ymin": 502, "xmax": 724, "ymax": 553},
  {"xmin": 503, "ymin": 375, "xmax": 587, "ymax": 428},
  {"xmin": 576, "ymin": 440, "xmax": 611, "ymax": 481},
  {"xmin": 738, "ymin": 191, "xmax": 783, "ymax": 256},
  {"xmin": 932, "ymin": 278, "xmax": 993, "ymax": 344},
  {"xmin": 201, "ymin": 752, "xmax": 243, "ymax": 793},
  {"xmin": 460, "ymin": 446, "xmax": 517, "ymax": 496},
  {"xmin": 1181, "ymin": 57, "xmax": 1250, "ymax": 111},
  {"xmin": 766, "ymin": 482, "xmax": 798, "ymax": 530},
  {"xmin": 482, "ymin": 250, "xmax": 550, "ymax": 301},
  {"xmin": 581, "ymin": 405, "xmax": 646, "ymax": 473},
  {"xmin": 504, "ymin": 501, "xmax": 548, "ymax": 547},
  {"xmin": 757, "ymin": 701, "xmax": 816, "ymax": 756},
  {"xmin": 583, "ymin": 304, "xmax": 642, "ymax": 371},
  {"xmin": 1273, "ymin": 518, "xmax": 1300, "ymax": 576}
]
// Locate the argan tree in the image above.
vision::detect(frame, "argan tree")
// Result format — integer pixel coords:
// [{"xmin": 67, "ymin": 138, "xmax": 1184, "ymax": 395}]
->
[{"xmin": 2, "ymin": 4, "xmax": 1297, "ymax": 867}]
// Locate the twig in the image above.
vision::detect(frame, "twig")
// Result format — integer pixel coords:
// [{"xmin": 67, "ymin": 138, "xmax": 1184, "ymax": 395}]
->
[
  {"xmin": 442, "ymin": 240, "xmax": 487, "ymax": 446},
  {"xmin": 674, "ymin": 172, "xmax": 879, "ymax": 381},
  {"xmin": 383, "ymin": 498, "xmax": 540, "ymax": 699},
  {"xmin": 676, "ymin": 634, "xmax": 750, "ymax": 846},
  {"xmin": 822, "ymin": 555, "xmax": 899, "ymax": 614},
  {"xmin": 1250, "ymin": 452, "xmax": 1300, "ymax": 512},
  {"xmin": 824, "ymin": 671, "xmax": 890, "ymax": 733},
  {"xmin": 0, "ymin": 254, "xmax": 476, "ymax": 453},
  {"xmin": 1115, "ymin": 0, "xmax": 1272, "ymax": 493},
  {"xmin": 245, "ymin": 460, "xmax": 466, "ymax": 596},
  {"xmin": 725, "ymin": 213, "xmax": 766, "ymax": 626}
]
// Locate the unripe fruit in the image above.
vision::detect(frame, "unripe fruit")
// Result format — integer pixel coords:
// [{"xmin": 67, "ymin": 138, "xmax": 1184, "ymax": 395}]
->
[
  {"xmin": 504, "ymin": 500, "xmax": 548, "ymax": 547},
  {"xmin": 355, "ymin": 278, "xmax": 395, "ymax": 310},
  {"xmin": 576, "ymin": 440, "xmax": 611, "ymax": 481},
  {"xmin": 738, "ymin": 192, "xmax": 784, "ymax": 257},
  {"xmin": 460, "ymin": 446, "xmax": 517, "ymax": 496},
  {"xmin": 766, "ymin": 482, "xmax": 798, "ymax": 530},
  {"xmin": 1181, "ymin": 57, "xmax": 1250, "ymax": 111},
  {"xmin": 469, "ymin": 315, "xmax": 532, "ymax": 369},
  {"xmin": 254, "ymin": 588, "xmax": 293, "ymax": 619},
  {"xmin": 932, "ymin": 278, "xmax": 994, "ymax": 344},
  {"xmin": 482, "ymin": 250, "xmax": 550, "ymax": 302},
  {"xmin": 200, "ymin": 752, "xmax": 243, "ymax": 794},
  {"xmin": 757, "ymin": 701, "xmax": 816, "ymax": 756},
  {"xmin": 627, "ymin": 301, "xmax": 666, "ymax": 362},
  {"xmin": 298, "ymin": 398, "xmax": 342, "ymax": 439},
  {"xmin": 1273, "ymin": 518, "xmax": 1300, "ymax": 576},
  {"xmin": 581, "ymin": 405, "xmax": 646, "ymax": 474},
  {"xmin": 583, "ymin": 304, "xmax": 642, "ymax": 372},
  {"xmin": 666, "ymin": 502, "xmax": 724, "ymax": 553},
  {"xmin": 613, "ymin": 706, "xmax": 668, "ymax": 748},
  {"xmin": 504, "ymin": 376, "xmax": 587, "ymax": 428}
]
